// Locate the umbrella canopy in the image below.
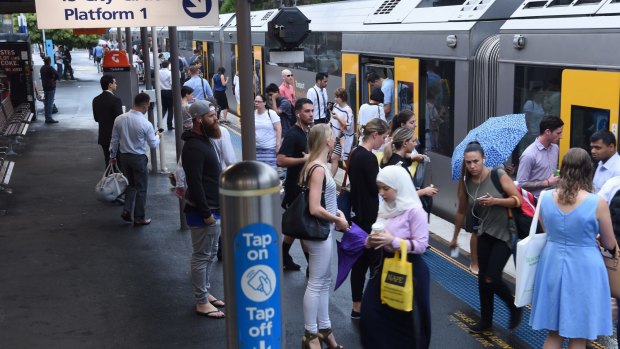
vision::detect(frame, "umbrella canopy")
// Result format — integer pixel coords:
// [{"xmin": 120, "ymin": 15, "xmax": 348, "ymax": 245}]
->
[
  {"xmin": 335, "ymin": 223, "xmax": 368, "ymax": 291},
  {"xmin": 451, "ymin": 114, "xmax": 527, "ymax": 180}
]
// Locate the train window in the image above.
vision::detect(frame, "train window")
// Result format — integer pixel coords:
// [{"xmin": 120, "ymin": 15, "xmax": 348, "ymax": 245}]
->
[
  {"xmin": 397, "ymin": 81, "xmax": 414, "ymax": 113},
  {"xmin": 513, "ymin": 66, "xmax": 563, "ymax": 157},
  {"xmin": 266, "ymin": 32, "xmax": 342, "ymax": 78},
  {"xmin": 420, "ymin": 60, "xmax": 455, "ymax": 156},
  {"xmin": 570, "ymin": 106, "xmax": 610, "ymax": 154}
]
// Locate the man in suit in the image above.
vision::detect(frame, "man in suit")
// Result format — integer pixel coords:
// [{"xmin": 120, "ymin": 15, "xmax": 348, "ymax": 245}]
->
[{"xmin": 93, "ymin": 75, "xmax": 123, "ymax": 167}]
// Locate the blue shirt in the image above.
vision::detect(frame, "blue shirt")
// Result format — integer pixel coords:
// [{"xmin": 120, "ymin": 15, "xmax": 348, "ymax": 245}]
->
[
  {"xmin": 109, "ymin": 110, "xmax": 160, "ymax": 158},
  {"xmin": 381, "ymin": 78, "xmax": 394, "ymax": 120},
  {"xmin": 94, "ymin": 46, "xmax": 104, "ymax": 58},
  {"xmin": 183, "ymin": 76, "xmax": 214, "ymax": 100}
]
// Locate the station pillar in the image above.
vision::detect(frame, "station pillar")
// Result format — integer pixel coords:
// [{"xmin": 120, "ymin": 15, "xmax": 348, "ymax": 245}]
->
[{"xmin": 220, "ymin": 161, "xmax": 284, "ymax": 349}]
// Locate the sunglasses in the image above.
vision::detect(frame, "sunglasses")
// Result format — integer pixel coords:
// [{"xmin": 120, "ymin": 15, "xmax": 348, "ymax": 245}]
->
[{"xmin": 286, "ymin": 74, "xmax": 294, "ymax": 77}]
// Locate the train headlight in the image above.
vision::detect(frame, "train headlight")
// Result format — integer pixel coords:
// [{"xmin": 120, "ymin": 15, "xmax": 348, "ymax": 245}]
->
[
  {"xmin": 513, "ymin": 35, "xmax": 526, "ymax": 49},
  {"xmin": 446, "ymin": 35, "xmax": 457, "ymax": 48}
]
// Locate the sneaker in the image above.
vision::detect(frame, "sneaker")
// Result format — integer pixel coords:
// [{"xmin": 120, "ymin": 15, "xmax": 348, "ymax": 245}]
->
[
  {"xmin": 509, "ymin": 307, "xmax": 523, "ymax": 330},
  {"xmin": 45, "ymin": 119, "xmax": 59, "ymax": 124},
  {"xmin": 469, "ymin": 322, "xmax": 492, "ymax": 333}
]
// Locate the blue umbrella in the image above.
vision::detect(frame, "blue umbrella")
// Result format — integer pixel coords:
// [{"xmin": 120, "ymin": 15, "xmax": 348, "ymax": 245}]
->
[
  {"xmin": 335, "ymin": 223, "xmax": 368, "ymax": 291},
  {"xmin": 451, "ymin": 114, "xmax": 527, "ymax": 180}
]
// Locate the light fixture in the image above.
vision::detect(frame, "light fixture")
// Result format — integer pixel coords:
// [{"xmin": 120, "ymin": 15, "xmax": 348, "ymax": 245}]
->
[
  {"xmin": 513, "ymin": 34, "xmax": 525, "ymax": 49},
  {"xmin": 446, "ymin": 35, "xmax": 457, "ymax": 48}
]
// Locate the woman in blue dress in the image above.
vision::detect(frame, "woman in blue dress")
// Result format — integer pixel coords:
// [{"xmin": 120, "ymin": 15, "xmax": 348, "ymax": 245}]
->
[{"xmin": 530, "ymin": 148, "xmax": 617, "ymax": 348}]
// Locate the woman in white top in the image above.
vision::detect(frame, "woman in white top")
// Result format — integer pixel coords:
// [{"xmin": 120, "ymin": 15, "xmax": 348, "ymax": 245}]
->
[
  {"xmin": 233, "ymin": 71, "xmax": 240, "ymax": 106},
  {"xmin": 357, "ymin": 88, "xmax": 386, "ymax": 132},
  {"xmin": 254, "ymin": 94, "xmax": 282, "ymax": 169},
  {"xmin": 330, "ymin": 88, "xmax": 355, "ymax": 163}
]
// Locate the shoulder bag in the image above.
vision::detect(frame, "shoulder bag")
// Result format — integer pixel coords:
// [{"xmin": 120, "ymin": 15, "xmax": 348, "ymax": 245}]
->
[
  {"xmin": 96, "ymin": 163, "xmax": 128, "ymax": 203},
  {"xmin": 282, "ymin": 164, "xmax": 331, "ymax": 241}
]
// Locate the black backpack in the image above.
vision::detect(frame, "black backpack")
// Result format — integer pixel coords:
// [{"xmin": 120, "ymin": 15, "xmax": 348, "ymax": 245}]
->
[
  {"xmin": 609, "ymin": 189, "xmax": 620, "ymax": 242},
  {"xmin": 490, "ymin": 168, "xmax": 543, "ymax": 239}
]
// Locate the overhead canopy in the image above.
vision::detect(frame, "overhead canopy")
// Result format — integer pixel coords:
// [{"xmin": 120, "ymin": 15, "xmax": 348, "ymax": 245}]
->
[{"xmin": 0, "ymin": 0, "xmax": 35, "ymax": 14}]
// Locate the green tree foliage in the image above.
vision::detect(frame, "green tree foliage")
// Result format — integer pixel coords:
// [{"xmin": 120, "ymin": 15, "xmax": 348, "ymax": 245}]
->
[
  {"xmin": 221, "ymin": 0, "xmax": 343, "ymax": 13},
  {"xmin": 13, "ymin": 13, "xmax": 100, "ymax": 52}
]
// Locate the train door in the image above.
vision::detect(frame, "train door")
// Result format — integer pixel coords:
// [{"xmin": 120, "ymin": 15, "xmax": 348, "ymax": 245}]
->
[
  {"xmin": 394, "ymin": 57, "xmax": 419, "ymax": 135},
  {"xmin": 253, "ymin": 46, "xmax": 264, "ymax": 96},
  {"xmin": 560, "ymin": 70, "xmax": 620, "ymax": 157},
  {"xmin": 342, "ymin": 53, "xmax": 359, "ymax": 126},
  {"xmin": 360, "ymin": 59, "xmax": 394, "ymax": 114}
]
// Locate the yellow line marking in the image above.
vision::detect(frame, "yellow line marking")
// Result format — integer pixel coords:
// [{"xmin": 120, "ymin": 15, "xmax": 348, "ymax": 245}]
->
[{"xmin": 220, "ymin": 186, "xmax": 280, "ymax": 197}]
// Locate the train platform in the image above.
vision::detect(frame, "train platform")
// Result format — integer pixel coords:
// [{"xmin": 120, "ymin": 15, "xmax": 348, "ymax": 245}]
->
[{"xmin": 0, "ymin": 50, "xmax": 616, "ymax": 349}]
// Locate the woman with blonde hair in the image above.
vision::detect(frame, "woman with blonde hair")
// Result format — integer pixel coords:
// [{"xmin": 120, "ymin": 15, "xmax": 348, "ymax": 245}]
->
[
  {"xmin": 300, "ymin": 124, "xmax": 349, "ymax": 349},
  {"xmin": 530, "ymin": 148, "xmax": 616, "ymax": 349}
]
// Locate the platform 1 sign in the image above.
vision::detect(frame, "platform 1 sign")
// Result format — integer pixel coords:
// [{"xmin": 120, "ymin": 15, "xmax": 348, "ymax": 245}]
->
[
  {"xmin": 234, "ymin": 223, "xmax": 282, "ymax": 349},
  {"xmin": 35, "ymin": 0, "xmax": 218, "ymax": 29}
]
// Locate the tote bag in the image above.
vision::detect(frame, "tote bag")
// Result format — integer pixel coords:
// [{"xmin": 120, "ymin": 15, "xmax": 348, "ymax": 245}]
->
[
  {"xmin": 95, "ymin": 164, "xmax": 128, "ymax": 203},
  {"xmin": 380, "ymin": 240, "xmax": 414, "ymax": 312},
  {"xmin": 514, "ymin": 190, "xmax": 547, "ymax": 307}
]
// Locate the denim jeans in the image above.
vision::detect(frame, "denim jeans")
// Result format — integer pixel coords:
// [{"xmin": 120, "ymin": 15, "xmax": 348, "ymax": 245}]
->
[
  {"xmin": 56, "ymin": 63, "xmax": 63, "ymax": 79},
  {"xmin": 43, "ymin": 89, "xmax": 56, "ymax": 121},
  {"xmin": 190, "ymin": 220, "xmax": 221, "ymax": 304}
]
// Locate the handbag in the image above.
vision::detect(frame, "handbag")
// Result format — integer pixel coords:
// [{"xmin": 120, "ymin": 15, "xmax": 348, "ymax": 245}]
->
[
  {"xmin": 282, "ymin": 164, "xmax": 330, "ymax": 241},
  {"xmin": 95, "ymin": 163, "xmax": 128, "ymax": 203},
  {"xmin": 514, "ymin": 190, "xmax": 548, "ymax": 307},
  {"xmin": 600, "ymin": 244, "xmax": 620, "ymax": 299},
  {"xmin": 380, "ymin": 240, "xmax": 414, "ymax": 312}
]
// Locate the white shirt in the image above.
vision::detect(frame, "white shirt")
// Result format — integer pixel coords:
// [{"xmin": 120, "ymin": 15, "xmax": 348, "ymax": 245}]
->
[
  {"xmin": 599, "ymin": 176, "xmax": 620, "ymax": 204},
  {"xmin": 358, "ymin": 103, "xmax": 386, "ymax": 127},
  {"xmin": 254, "ymin": 109, "xmax": 280, "ymax": 149},
  {"xmin": 307, "ymin": 84, "xmax": 328, "ymax": 121},
  {"xmin": 594, "ymin": 152, "xmax": 620, "ymax": 193},
  {"xmin": 159, "ymin": 67, "xmax": 172, "ymax": 90}
]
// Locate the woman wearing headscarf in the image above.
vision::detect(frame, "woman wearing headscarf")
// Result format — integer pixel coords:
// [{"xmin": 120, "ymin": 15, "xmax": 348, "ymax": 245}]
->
[{"xmin": 360, "ymin": 165, "xmax": 431, "ymax": 349}]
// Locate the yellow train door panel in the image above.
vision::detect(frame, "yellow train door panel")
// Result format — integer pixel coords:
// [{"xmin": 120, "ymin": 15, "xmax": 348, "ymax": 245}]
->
[
  {"xmin": 561, "ymin": 70, "xmax": 620, "ymax": 158},
  {"xmin": 341, "ymin": 53, "xmax": 359, "ymax": 129},
  {"xmin": 394, "ymin": 57, "xmax": 420, "ymax": 135},
  {"xmin": 202, "ymin": 41, "xmax": 209, "ymax": 79}
]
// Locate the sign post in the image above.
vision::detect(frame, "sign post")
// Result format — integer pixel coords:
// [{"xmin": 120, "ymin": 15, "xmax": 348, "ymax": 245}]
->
[
  {"xmin": 220, "ymin": 161, "xmax": 284, "ymax": 349},
  {"xmin": 34, "ymin": 0, "xmax": 218, "ymax": 29}
]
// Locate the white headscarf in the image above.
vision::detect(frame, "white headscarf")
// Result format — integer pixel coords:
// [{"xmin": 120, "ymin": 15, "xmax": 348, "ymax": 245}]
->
[{"xmin": 376, "ymin": 165, "xmax": 422, "ymax": 221}]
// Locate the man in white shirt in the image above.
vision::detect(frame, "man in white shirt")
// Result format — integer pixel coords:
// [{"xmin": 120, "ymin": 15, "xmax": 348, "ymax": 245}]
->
[
  {"xmin": 159, "ymin": 61, "xmax": 174, "ymax": 130},
  {"xmin": 306, "ymin": 72, "xmax": 329, "ymax": 124},
  {"xmin": 367, "ymin": 71, "xmax": 394, "ymax": 122},
  {"xmin": 591, "ymin": 130, "xmax": 620, "ymax": 192}
]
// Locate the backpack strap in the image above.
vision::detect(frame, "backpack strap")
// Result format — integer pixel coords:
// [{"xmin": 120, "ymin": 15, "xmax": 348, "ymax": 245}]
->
[{"xmin": 490, "ymin": 167, "xmax": 506, "ymax": 197}]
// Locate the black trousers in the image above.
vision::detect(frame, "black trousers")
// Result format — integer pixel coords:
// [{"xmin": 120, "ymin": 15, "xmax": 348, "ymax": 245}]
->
[
  {"xmin": 477, "ymin": 233, "xmax": 517, "ymax": 324},
  {"xmin": 63, "ymin": 62, "xmax": 74, "ymax": 79},
  {"xmin": 161, "ymin": 90, "xmax": 174, "ymax": 129}
]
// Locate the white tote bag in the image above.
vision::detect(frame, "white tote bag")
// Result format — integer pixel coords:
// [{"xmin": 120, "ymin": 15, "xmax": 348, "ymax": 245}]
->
[
  {"xmin": 95, "ymin": 164, "xmax": 128, "ymax": 203},
  {"xmin": 514, "ymin": 190, "xmax": 548, "ymax": 307}
]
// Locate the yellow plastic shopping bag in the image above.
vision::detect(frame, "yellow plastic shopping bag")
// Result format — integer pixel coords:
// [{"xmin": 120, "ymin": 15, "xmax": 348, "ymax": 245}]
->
[{"xmin": 380, "ymin": 240, "xmax": 414, "ymax": 312}]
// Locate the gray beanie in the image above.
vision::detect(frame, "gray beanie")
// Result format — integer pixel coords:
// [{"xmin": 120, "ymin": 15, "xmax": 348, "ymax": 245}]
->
[{"xmin": 188, "ymin": 100, "xmax": 214, "ymax": 118}]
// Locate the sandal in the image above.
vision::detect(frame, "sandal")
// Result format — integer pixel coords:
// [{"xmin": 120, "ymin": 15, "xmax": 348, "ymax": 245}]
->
[
  {"xmin": 195, "ymin": 310, "xmax": 225, "ymax": 319},
  {"xmin": 209, "ymin": 298, "xmax": 225, "ymax": 308},
  {"xmin": 301, "ymin": 330, "xmax": 320, "ymax": 349},
  {"xmin": 318, "ymin": 328, "xmax": 344, "ymax": 349}
]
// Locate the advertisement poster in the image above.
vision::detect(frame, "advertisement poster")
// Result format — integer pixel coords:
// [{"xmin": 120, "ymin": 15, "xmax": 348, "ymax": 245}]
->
[{"xmin": 0, "ymin": 38, "xmax": 35, "ymax": 118}]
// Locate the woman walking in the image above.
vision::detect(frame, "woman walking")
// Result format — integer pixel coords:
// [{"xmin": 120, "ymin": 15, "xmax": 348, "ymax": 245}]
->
[
  {"xmin": 348, "ymin": 118, "xmax": 389, "ymax": 319},
  {"xmin": 300, "ymin": 124, "xmax": 349, "ymax": 349},
  {"xmin": 449, "ymin": 142, "xmax": 523, "ymax": 332},
  {"xmin": 254, "ymin": 94, "xmax": 282, "ymax": 169},
  {"xmin": 212, "ymin": 67, "xmax": 230, "ymax": 124},
  {"xmin": 530, "ymin": 148, "xmax": 616, "ymax": 349},
  {"xmin": 329, "ymin": 88, "xmax": 355, "ymax": 162},
  {"xmin": 361, "ymin": 165, "xmax": 431, "ymax": 349}
]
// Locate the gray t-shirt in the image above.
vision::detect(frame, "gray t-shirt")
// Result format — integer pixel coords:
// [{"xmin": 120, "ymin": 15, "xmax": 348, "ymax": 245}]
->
[{"xmin": 466, "ymin": 168, "xmax": 511, "ymax": 244}]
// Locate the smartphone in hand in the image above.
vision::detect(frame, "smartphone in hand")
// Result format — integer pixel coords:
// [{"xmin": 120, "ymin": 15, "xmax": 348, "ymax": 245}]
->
[{"xmin": 157, "ymin": 128, "xmax": 164, "ymax": 134}]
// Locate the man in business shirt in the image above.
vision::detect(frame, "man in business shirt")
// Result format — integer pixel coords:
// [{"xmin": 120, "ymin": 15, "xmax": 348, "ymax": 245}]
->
[
  {"xmin": 591, "ymin": 130, "xmax": 620, "ymax": 193},
  {"xmin": 93, "ymin": 75, "xmax": 123, "ymax": 167},
  {"xmin": 367, "ymin": 71, "xmax": 394, "ymax": 122},
  {"xmin": 516, "ymin": 115, "xmax": 564, "ymax": 198},
  {"xmin": 110, "ymin": 93, "xmax": 161, "ymax": 225},
  {"xmin": 306, "ymin": 72, "xmax": 329, "ymax": 124},
  {"xmin": 159, "ymin": 60, "xmax": 174, "ymax": 130},
  {"xmin": 183, "ymin": 66, "xmax": 213, "ymax": 101}
]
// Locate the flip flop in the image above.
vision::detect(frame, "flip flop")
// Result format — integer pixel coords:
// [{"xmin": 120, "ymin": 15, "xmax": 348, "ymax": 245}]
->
[
  {"xmin": 209, "ymin": 298, "xmax": 225, "ymax": 308},
  {"xmin": 196, "ymin": 310, "xmax": 225, "ymax": 319}
]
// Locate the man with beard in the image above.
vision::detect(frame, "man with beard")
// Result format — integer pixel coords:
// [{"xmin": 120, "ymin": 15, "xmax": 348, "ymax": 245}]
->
[
  {"xmin": 181, "ymin": 100, "xmax": 226, "ymax": 319},
  {"xmin": 277, "ymin": 98, "xmax": 313, "ymax": 272},
  {"xmin": 110, "ymin": 93, "xmax": 161, "ymax": 225}
]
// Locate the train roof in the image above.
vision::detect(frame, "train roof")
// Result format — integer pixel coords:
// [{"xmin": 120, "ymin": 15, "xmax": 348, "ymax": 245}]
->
[{"xmin": 502, "ymin": 0, "xmax": 620, "ymax": 30}]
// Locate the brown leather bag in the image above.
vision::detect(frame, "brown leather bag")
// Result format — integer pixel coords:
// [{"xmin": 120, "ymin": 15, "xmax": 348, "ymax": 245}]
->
[{"xmin": 601, "ymin": 244, "xmax": 620, "ymax": 299}]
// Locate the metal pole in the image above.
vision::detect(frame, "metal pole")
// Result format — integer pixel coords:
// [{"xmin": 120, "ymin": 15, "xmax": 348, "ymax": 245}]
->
[
  {"xmin": 168, "ymin": 26, "xmax": 188, "ymax": 230},
  {"xmin": 141, "ymin": 27, "xmax": 158, "ymax": 172},
  {"xmin": 236, "ymin": 0, "xmax": 256, "ymax": 160},
  {"xmin": 220, "ymin": 161, "xmax": 284, "ymax": 349},
  {"xmin": 125, "ymin": 27, "xmax": 133, "ymax": 64},
  {"xmin": 117, "ymin": 27, "xmax": 122, "ymax": 50},
  {"xmin": 41, "ymin": 29, "xmax": 46, "ymax": 57},
  {"xmin": 151, "ymin": 26, "xmax": 166, "ymax": 172}
]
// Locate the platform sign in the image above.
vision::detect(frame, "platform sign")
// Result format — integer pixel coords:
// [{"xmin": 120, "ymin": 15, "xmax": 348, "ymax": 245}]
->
[
  {"xmin": 35, "ymin": 0, "xmax": 218, "ymax": 29},
  {"xmin": 234, "ymin": 223, "xmax": 282, "ymax": 349}
]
